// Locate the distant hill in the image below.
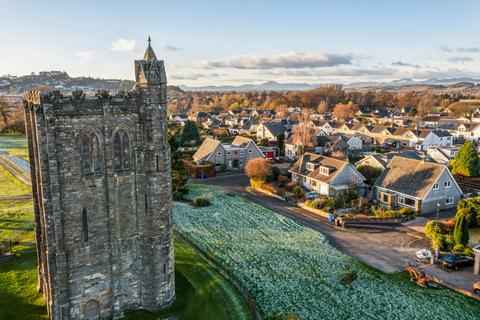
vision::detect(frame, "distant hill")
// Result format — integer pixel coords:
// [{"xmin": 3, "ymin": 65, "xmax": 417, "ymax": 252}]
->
[
  {"xmin": 0, "ymin": 71, "xmax": 184, "ymax": 95},
  {"xmin": 180, "ymin": 81, "xmax": 315, "ymax": 92}
]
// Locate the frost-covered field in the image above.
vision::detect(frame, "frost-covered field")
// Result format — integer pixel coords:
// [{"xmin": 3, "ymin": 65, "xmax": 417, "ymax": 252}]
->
[
  {"xmin": 173, "ymin": 185, "xmax": 480, "ymax": 320},
  {"xmin": 4, "ymin": 155, "xmax": 30, "ymax": 173}
]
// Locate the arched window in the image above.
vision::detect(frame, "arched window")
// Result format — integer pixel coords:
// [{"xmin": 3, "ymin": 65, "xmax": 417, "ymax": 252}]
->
[
  {"xmin": 113, "ymin": 129, "xmax": 132, "ymax": 172},
  {"xmin": 80, "ymin": 131, "xmax": 102, "ymax": 176}
]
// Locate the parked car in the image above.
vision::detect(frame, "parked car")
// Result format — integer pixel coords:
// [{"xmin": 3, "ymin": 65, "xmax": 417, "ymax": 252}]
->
[
  {"xmin": 439, "ymin": 254, "xmax": 474, "ymax": 270},
  {"xmin": 474, "ymin": 281, "xmax": 480, "ymax": 295},
  {"xmin": 305, "ymin": 191, "xmax": 320, "ymax": 200}
]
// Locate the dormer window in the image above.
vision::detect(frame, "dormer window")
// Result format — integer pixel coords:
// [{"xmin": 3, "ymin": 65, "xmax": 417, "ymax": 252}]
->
[
  {"xmin": 320, "ymin": 167, "xmax": 330, "ymax": 175},
  {"xmin": 306, "ymin": 162, "xmax": 316, "ymax": 171}
]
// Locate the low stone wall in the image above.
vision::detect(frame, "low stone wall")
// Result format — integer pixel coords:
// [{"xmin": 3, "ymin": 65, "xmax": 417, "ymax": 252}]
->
[
  {"xmin": 297, "ymin": 202, "xmax": 330, "ymax": 218},
  {"xmin": 338, "ymin": 215, "xmax": 413, "ymax": 227},
  {"xmin": 174, "ymin": 230, "xmax": 262, "ymax": 320},
  {"xmin": 248, "ymin": 186, "xmax": 286, "ymax": 201}
]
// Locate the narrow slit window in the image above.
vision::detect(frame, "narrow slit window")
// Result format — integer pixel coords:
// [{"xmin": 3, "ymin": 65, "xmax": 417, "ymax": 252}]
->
[
  {"xmin": 114, "ymin": 132, "xmax": 122, "ymax": 171},
  {"xmin": 144, "ymin": 194, "xmax": 148, "ymax": 215},
  {"xmin": 122, "ymin": 133, "xmax": 131, "ymax": 170},
  {"xmin": 82, "ymin": 207, "xmax": 89, "ymax": 243},
  {"xmin": 156, "ymin": 155, "xmax": 159, "ymax": 172}
]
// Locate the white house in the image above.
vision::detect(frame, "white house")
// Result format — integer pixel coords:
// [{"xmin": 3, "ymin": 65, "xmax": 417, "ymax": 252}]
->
[
  {"xmin": 415, "ymin": 130, "xmax": 453, "ymax": 151},
  {"xmin": 289, "ymin": 153, "xmax": 366, "ymax": 197},
  {"xmin": 455, "ymin": 123, "xmax": 480, "ymax": 142}
]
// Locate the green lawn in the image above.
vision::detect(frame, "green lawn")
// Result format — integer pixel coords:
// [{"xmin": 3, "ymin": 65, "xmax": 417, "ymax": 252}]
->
[
  {"xmin": 0, "ymin": 168, "xmax": 31, "ymax": 198},
  {"xmin": 125, "ymin": 236, "xmax": 251, "ymax": 320}
]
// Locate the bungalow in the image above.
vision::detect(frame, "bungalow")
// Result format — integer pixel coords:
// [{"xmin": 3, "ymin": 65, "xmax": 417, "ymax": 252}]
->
[
  {"xmin": 374, "ymin": 157, "xmax": 462, "ymax": 214},
  {"xmin": 289, "ymin": 153, "xmax": 366, "ymax": 197},
  {"xmin": 193, "ymin": 136, "xmax": 264, "ymax": 171}
]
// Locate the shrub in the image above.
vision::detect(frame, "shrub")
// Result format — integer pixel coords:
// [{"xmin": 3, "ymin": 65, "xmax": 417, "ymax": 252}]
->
[
  {"xmin": 285, "ymin": 181, "xmax": 297, "ymax": 192},
  {"xmin": 193, "ymin": 197, "xmax": 211, "ymax": 207},
  {"xmin": 267, "ymin": 166, "xmax": 281, "ymax": 182},
  {"xmin": 355, "ymin": 164, "xmax": 382, "ymax": 185},
  {"xmin": 452, "ymin": 244, "xmax": 465, "ymax": 253},
  {"xmin": 425, "ymin": 221, "xmax": 443, "ymax": 239},
  {"xmin": 425, "ymin": 220, "xmax": 444, "ymax": 249},
  {"xmin": 278, "ymin": 175, "xmax": 290, "ymax": 187},
  {"xmin": 293, "ymin": 186, "xmax": 305, "ymax": 199},
  {"xmin": 373, "ymin": 209, "xmax": 403, "ymax": 218},
  {"xmin": 443, "ymin": 233, "xmax": 455, "ymax": 251},
  {"xmin": 250, "ymin": 178, "xmax": 266, "ymax": 189},
  {"xmin": 463, "ymin": 246, "xmax": 475, "ymax": 257},
  {"xmin": 399, "ymin": 207, "xmax": 415, "ymax": 216},
  {"xmin": 455, "ymin": 197, "xmax": 480, "ymax": 227},
  {"xmin": 453, "ymin": 214, "xmax": 469, "ymax": 246}
]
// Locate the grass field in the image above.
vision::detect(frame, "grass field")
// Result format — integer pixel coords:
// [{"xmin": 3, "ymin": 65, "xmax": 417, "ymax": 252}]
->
[
  {"xmin": 0, "ymin": 168, "xmax": 30, "ymax": 198},
  {"xmin": 174, "ymin": 185, "xmax": 480, "ymax": 320}
]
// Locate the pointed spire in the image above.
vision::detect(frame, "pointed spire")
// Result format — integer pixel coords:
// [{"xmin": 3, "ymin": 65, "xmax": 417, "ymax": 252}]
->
[{"xmin": 143, "ymin": 36, "xmax": 157, "ymax": 60}]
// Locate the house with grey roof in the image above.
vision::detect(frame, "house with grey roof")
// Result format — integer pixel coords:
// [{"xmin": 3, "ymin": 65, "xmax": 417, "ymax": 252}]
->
[
  {"xmin": 289, "ymin": 153, "xmax": 366, "ymax": 197},
  {"xmin": 374, "ymin": 156, "xmax": 462, "ymax": 214},
  {"xmin": 256, "ymin": 121, "xmax": 288, "ymax": 141},
  {"xmin": 415, "ymin": 130, "xmax": 453, "ymax": 151},
  {"xmin": 193, "ymin": 136, "xmax": 264, "ymax": 171},
  {"xmin": 455, "ymin": 123, "xmax": 480, "ymax": 142}
]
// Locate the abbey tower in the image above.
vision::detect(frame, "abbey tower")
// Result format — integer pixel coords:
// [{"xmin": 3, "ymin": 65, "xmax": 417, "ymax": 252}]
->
[{"xmin": 23, "ymin": 40, "xmax": 174, "ymax": 319}]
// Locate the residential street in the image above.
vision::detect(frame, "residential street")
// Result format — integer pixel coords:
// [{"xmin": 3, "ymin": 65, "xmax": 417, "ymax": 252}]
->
[{"xmin": 194, "ymin": 174, "xmax": 430, "ymax": 274}]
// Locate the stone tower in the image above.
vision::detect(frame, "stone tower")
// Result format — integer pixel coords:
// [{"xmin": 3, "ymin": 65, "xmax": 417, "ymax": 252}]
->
[{"xmin": 23, "ymin": 39, "xmax": 174, "ymax": 319}]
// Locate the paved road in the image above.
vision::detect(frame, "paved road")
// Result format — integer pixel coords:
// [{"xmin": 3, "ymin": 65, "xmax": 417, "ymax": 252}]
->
[
  {"xmin": 195, "ymin": 174, "xmax": 429, "ymax": 274},
  {"xmin": 0, "ymin": 155, "xmax": 31, "ymax": 187}
]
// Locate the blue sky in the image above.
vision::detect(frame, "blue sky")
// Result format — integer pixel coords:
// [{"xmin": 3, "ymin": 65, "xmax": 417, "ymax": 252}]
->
[{"xmin": 0, "ymin": 0, "xmax": 479, "ymax": 86}]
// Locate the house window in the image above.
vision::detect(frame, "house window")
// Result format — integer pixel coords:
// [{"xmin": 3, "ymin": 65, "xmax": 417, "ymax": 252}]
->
[
  {"xmin": 444, "ymin": 181, "xmax": 451, "ymax": 189},
  {"xmin": 398, "ymin": 196, "xmax": 405, "ymax": 204},
  {"xmin": 248, "ymin": 150, "xmax": 253, "ymax": 153},
  {"xmin": 404, "ymin": 197, "xmax": 416, "ymax": 207},
  {"xmin": 240, "ymin": 150, "xmax": 245, "ymax": 154},
  {"xmin": 310, "ymin": 179, "xmax": 317, "ymax": 187},
  {"xmin": 433, "ymin": 182, "xmax": 439, "ymax": 190},
  {"xmin": 446, "ymin": 197, "xmax": 454, "ymax": 205},
  {"xmin": 217, "ymin": 151, "xmax": 222, "ymax": 156},
  {"xmin": 227, "ymin": 151, "xmax": 232, "ymax": 155}
]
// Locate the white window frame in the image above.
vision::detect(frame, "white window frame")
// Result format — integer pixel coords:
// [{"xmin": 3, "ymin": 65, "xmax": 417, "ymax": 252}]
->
[
  {"xmin": 444, "ymin": 181, "xmax": 451, "ymax": 189},
  {"xmin": 433, "ymin": 182, "xmax": 439, "ymax": 190},
  {"xmin": 445, "ymin": 197, "xmax": 454, "ymax": 205},
  {"xmin": 398, "ymin": 196, "xmax": 405, "ymax": 204}
]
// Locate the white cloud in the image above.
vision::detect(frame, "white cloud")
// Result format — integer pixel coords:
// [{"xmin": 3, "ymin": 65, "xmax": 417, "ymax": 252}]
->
[
  {"xmin": 165, "ymin": 44, "xmax": 182, "ymax": 51},
  {"xmin": 110, "ymin": 38, "xmax": 136, "ymax": 52},
  {"xmin": 74, "ymin": 51, "xmax": 94, "ymax": 61},
  {"xmin": 193, "ymin": 51, "xmax": 353, "ymax": 70},
  {"xmin": 447, "ymin": 56, "xmax": 474, "ymax": 63}
]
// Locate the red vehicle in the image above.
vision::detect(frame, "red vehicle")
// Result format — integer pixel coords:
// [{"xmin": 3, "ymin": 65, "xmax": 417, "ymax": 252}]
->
[{"xmin": 266, "ymin": 158, "xmax": 276, "ymax": 164}]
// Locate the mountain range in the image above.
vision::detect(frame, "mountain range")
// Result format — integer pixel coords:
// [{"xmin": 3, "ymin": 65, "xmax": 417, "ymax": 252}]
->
[{"xmin": 180, "ymin": 78, "xmax": 480, "ymax": 92}]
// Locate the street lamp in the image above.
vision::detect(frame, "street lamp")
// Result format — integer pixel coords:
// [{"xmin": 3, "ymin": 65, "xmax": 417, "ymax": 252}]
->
[{"xmin": 436, "ymin": 202, "xmax": 440, "ymax": 221}]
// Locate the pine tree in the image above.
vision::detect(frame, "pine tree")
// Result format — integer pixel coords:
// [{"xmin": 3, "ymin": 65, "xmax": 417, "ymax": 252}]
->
[
  {"xmin": 180, "ymin": 120, "xmax": 200, "ymax": 146},
  {"xmin": 451, "ymin": 141, "xmax": 480, "ymax": 177},
  {"xmin": 453, "ymin": 214, "xmax": 469, "ymax": 246}
]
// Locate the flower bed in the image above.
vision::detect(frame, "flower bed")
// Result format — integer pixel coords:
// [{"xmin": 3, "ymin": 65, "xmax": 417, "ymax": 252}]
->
[{"xmin": 173, "ymin": 185, "xmax": 480, "ymax": 320}]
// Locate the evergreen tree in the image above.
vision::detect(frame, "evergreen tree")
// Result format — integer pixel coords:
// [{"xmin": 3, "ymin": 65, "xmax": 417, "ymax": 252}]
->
[
  {"xmin": 180, "ymin": 120, "xmax": 200, "ymax": 146},
  {"xmin": 276, "ymin": 133, "xmax": 285, "ymax": 156},
  {"xmin": 453, "ymin": 214, "xmax": 469, "ymax": 246},
  {"xmin": 451, "ymin": 141, "xmax": 480, "ymax": 177},
  {"xmin": 169, "ymin": 133, "xmax": 188, "ymax": 200}
]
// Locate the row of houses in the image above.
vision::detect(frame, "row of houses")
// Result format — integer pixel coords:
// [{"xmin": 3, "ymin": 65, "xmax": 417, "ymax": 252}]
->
[{"xmin": 290, "ymin": 152, "xmax": 462, "ymax": 214}]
